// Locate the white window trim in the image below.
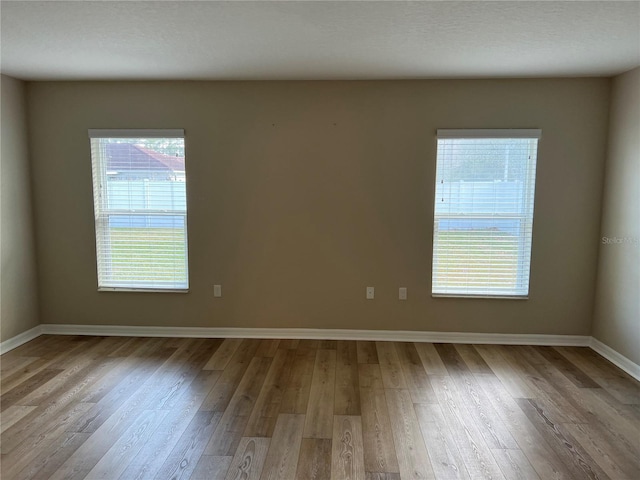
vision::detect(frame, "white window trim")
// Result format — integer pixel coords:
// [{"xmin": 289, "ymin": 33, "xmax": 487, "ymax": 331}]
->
[
  {"xmin": 437, "ymin": 129, "xmax": 541, "ymax": 139},
  {"xmin": 432, "ymin": 128, "xmax": 540, "ymax": 298},
  {"xmin": 98, "ymin": 288, "xmax": 189, "ymax": 294},
  {"xmin": 89, "ymin": 129, "xmax": 189, "ymax": 292},
  {"xmin": 89, "ymin": 129, "xmax": 184, "ymax": 139}
]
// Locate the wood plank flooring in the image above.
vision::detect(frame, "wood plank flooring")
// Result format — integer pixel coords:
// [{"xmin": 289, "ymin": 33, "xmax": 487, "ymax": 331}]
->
[{"xmin": 1, "ymin": 335, "xmax": 639, "ymax": 479}]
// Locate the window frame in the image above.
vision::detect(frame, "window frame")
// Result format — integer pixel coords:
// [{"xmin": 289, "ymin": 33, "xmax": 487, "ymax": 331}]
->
[
  {"xmin": 88, "ymin": 129, "xmax": 190, "ymax": 293},
  {"xmin": 431, "ymin": 128, "xmax": 541, "ymax": 299}
]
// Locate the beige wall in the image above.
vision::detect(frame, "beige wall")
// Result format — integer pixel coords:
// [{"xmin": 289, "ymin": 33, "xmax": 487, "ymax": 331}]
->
[
  {"xmin": 593, "ymin": 68, "xmax": 640, "ymax": 364},
  {"xmin": 1, "ymin": 75, "xmax": 40, "ymax": 342},
  {"xmin": 27, "ymin": 79, "xmax": 609, "ymax": 334}
]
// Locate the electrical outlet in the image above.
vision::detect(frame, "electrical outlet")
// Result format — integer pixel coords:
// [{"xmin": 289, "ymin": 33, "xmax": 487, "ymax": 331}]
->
[
  {"xmin": 366, "ymin": 286, "xmax": 375, "ymax": 299},
  {"xmin": 213, "ymin": 284, "xmax": 222, "ymax": 297},
  {"xmin": 399, "ymin": 287, "xmax": 407, "ymax": 300}
]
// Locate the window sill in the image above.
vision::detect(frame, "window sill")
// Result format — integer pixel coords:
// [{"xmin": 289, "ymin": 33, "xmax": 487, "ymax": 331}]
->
[
  {"xmin": 98, "ymin": 288, "xmax": 189, "ymax": 293},
  {"xmin": 432, "ymin": 294, "xmax": 528, "ymax": 300}
]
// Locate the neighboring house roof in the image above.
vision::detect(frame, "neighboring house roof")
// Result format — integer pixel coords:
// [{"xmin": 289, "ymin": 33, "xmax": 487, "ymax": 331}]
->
[{"xmin": 107, "ymin": 143, "xmax": 185, "ymax": 172}]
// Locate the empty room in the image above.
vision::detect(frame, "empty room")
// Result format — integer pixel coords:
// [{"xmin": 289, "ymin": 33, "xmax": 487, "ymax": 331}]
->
[{"xmin": 1, "ymin": 1, "xmax": 639, "ymax": 479}]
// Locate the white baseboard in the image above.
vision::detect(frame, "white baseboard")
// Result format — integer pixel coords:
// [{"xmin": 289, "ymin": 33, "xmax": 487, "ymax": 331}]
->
[
  {"xmin": 590, "ymin": 337, "xmax": 640, "ymax": 381},
  {"xmin": 6, "ymin": 324, "xmax": 638, "ymax": 380},
  {"xmin": 37, "ymin": 323, "xmax": 591, "ymax": 346},
  {"xmin": 0, "ymin": 325, "xmax": 43, "ymax": 354}
]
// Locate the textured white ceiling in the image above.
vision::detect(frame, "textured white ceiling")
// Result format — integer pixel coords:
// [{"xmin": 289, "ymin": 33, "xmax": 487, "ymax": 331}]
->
[{"xmin": 1, "ymin": 1, "xmax": 639, "ymax": 81}]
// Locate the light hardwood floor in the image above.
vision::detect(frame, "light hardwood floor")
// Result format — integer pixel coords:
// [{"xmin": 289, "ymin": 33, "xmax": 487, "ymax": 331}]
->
[{"xmin": 1, "ymin": 335, "xmax": 639, "ymax": 479}]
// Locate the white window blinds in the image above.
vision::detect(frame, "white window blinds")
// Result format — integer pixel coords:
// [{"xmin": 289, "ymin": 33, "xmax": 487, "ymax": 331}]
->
[
  {"xmin": 88, "ymin": 129, "xmax": 189, "ymax": 291},
  {"xmin": 432, "ymin": 129, "xmax": 541, "ymax": 297}
]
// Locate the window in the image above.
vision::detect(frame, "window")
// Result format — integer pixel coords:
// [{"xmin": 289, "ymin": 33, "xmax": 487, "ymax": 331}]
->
[
  {"xmin": 89, "ymin": 129, "xmax": 189, "ymax": 291},
  {"xmin": 432, "ymin": 129, "xmax": 541, "ymax": 297}
]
